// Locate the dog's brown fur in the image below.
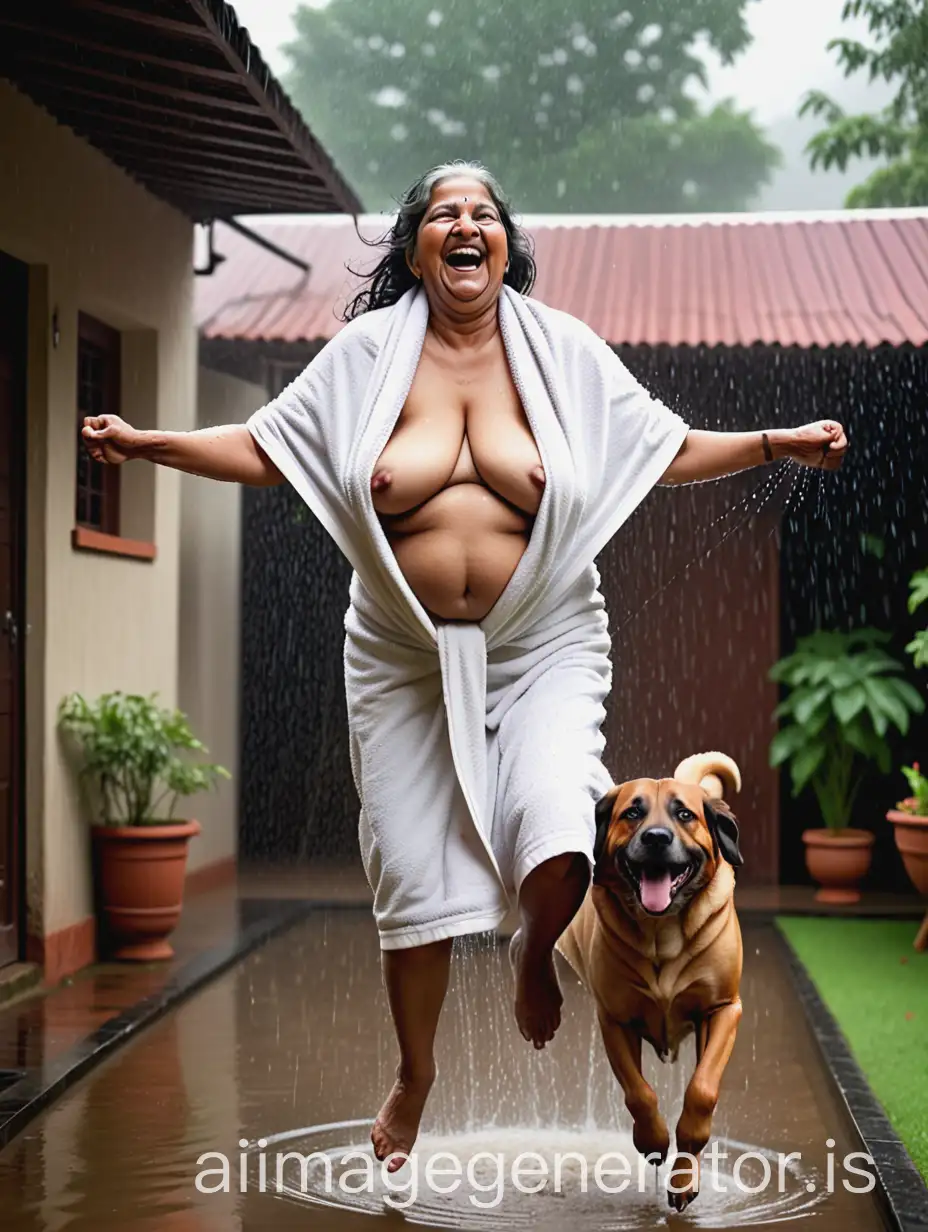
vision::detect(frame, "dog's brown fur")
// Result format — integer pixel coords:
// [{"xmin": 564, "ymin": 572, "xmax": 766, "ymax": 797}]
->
[{"xmin": 556, "ymin": 752, "xmax": 744, "ymax": 1212}]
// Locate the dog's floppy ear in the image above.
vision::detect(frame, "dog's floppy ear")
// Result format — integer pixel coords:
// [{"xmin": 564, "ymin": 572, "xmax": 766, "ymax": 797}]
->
[
  {"xmin": 592, "ymin": 789, "xmax": 616, "ymax": 865},
  {"xmin": 704, "ymin": 798, "xmax": 743, "ymax": 867}
]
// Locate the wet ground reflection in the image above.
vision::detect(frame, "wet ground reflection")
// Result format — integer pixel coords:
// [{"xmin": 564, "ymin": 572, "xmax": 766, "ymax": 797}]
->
[{"xmin": 0, "ymin": 910, "xmax": 889, "ymax": 1230}]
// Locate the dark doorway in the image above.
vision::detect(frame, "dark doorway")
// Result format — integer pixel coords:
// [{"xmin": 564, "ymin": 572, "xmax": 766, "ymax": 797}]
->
[{"xmin": 0, "ymin": 250, "xmax": 27, "ymax": 968}]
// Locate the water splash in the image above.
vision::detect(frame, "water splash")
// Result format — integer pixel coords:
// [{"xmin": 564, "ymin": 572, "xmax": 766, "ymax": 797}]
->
[{"xmin": 250, "ymin": 1122, "xmax": 830, "ymax": 1229}]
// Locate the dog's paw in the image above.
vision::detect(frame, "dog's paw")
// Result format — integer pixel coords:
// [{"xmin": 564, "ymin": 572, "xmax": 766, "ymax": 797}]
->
[
  {"xmin": 666, "ymin": 1153, "xmax": 700, "ymax": 1211},
  {"xmin": 667, "ymin": 1183, "xmax": 699, "ymax": 1212},
  {"xmin": 632, "ymin": 1114, "xmax": 670, "ymax": 1166}
]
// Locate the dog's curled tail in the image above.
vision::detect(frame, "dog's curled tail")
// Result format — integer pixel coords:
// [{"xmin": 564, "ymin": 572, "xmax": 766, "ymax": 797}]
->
[{"xmin": 674, "ymin": 751, "xmax": 741, "ymax": 800}]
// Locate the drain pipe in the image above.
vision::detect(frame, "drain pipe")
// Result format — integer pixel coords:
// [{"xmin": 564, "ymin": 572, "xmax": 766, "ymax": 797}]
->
[{"xmin": 221, "ymin": 217, "xmax": 311, "ymax": 275}]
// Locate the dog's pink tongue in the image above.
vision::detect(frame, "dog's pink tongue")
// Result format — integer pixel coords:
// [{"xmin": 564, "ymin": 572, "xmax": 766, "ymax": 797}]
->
[{"xmin": 640, "ymin": 870, "xmax": 672, "ymax": 913}]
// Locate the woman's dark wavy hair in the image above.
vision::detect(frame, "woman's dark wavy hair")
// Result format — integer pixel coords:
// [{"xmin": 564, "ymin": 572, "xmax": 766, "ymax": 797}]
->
[{"xmin": 341, "ymin": 161, "xmax": 536, "ymax": 321}]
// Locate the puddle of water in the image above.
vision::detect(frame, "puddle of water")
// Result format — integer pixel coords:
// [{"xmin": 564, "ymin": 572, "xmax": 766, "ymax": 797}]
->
[
  {"xmin": 258, "ymin": 1121, "xmax": 831, "ymax": 1229},
  {"xmin": 0, "ymin": 911, "xmax": 890, "ymax": 1231}
]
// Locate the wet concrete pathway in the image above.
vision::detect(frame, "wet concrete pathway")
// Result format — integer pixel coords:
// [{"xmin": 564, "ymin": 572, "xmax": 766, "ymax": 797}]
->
[
  {"xmin": 0, "ymin": 911, "xmax": 891, "ymax": 1231},
  {"xmin": 0, "ymin": 863, "xmax": 375, "ymax": 1148}
]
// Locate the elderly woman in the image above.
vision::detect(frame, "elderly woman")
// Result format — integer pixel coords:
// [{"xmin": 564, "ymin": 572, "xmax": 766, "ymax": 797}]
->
[{"xmin": 83, "ymin": 161, "xmax": 847, "ymax": 1169}]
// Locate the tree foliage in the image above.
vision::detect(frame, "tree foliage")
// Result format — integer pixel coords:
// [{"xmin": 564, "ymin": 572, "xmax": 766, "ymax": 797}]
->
[
  {"xmin": 800, "ymin": 0, "xmax": 928, "ymax": 207},
  {"xmin": 284, "ymin": 0, "xmax": 780, "ymax": 213}
]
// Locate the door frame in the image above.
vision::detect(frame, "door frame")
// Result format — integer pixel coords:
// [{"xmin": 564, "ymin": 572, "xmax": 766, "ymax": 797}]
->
[{"xmin": 0, "ymin": 249, "xmax": 27, "ymax": 969}]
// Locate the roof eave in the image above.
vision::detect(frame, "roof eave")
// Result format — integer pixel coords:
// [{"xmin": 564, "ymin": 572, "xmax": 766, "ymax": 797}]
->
[{"xmin": 183, "ymin": 0, "xmax": 361, "ymax": 217}]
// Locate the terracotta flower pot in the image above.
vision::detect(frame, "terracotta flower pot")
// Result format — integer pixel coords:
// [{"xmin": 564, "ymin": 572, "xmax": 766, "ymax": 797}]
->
[
  {"xmin": 92, "ymin": 820, "xmax": 201, "ymax": 960},
  {"xmin": 885, "ymin": 803, "xmax": 928, "ymax": 896},
  {"xmin": 802, "ymin": 828, "xmax": 875, "ymax": 905}
]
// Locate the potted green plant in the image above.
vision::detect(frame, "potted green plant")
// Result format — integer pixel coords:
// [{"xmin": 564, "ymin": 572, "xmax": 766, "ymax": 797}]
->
[
  {"xmin": 887, "ymin": 764, "xmax": 928, "ymax": 887},
  {"xmin": 885, "ymin": 568, "xmax": 928, "ymax": 946},
  {"xmin": 886, "ymin": 765, "xmax": 928, "ymax": 952},
  {"xmin": 769, "ymin": 628, "xmax": 924, "ymax": 904},
  {"xmin": 58, "ymin": 691, "xmax": 230, "ymax": 961}
]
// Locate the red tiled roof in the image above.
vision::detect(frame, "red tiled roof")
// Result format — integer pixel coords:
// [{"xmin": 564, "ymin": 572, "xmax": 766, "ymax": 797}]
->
[{"xmin": 195, "ymin": 209, "xmax": 928, "ymax": 348}]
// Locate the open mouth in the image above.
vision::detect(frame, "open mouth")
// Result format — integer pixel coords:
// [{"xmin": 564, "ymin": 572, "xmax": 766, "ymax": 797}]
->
[
  {"xmin": 444, "ymin": 246, "xmax": 484, "ymax": 272},
  {"xmin": 625, "ymin": 860, "xmax": 694, "ymax": 915}
]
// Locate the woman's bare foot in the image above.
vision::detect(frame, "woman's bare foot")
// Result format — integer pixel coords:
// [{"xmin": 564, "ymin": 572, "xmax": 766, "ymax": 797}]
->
[
  {"xmin": 509, "ymin": 928, "xmax": 563, "ymax": 1049},
  {"xmin": 371, "ymin": 1067, "xmax": 435, "ymax": 1171}
]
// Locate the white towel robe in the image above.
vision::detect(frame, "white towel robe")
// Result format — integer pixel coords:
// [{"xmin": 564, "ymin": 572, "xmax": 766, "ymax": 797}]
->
[{"xmin": 246, "ymin": 285, "xmax": 689, "ymax": 949}]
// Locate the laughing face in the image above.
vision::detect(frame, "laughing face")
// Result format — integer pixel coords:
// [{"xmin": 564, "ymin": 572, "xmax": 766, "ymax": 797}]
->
[
  {"xmin": 407, "ymin": 175, "xmax": 509, "ymax": 312},
  {"xmin": 592, "ymin": 779, "xmax": 743, "ymax": 919}
]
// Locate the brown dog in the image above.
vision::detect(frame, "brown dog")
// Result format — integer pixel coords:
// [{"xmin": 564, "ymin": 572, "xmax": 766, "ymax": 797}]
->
[{"xmin": 556, "ymin": 752, "xmax": 744, "ymax": 1212}]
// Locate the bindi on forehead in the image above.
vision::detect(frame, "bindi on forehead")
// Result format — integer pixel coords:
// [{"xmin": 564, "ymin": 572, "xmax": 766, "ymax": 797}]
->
[{"xmin": 438, "ymin": 194, "xmax": 490, "ymax": 206}]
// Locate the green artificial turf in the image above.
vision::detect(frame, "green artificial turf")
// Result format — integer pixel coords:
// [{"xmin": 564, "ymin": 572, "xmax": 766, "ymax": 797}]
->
[{"xmin": 776, "ymin": 916, "xmax": 928, "ymax": 1182}]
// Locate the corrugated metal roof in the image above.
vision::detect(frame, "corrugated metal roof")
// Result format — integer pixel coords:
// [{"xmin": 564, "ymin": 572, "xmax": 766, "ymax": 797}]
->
[{"xmin": 195, "ymin": 209, "xmax": 928, "ymax": 348}]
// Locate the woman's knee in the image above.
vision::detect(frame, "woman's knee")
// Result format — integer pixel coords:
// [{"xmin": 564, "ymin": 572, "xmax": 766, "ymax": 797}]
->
[
  {"xmin": 529, "ymin": 851, "xmax": 585, "ymax": 881},
  {"xmin": 520, "ymin": 850, "xmax": 590, "ymax": 897}
]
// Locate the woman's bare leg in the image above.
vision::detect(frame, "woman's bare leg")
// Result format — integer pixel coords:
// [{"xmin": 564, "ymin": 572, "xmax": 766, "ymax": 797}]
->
[
  {"xmin": 371, "ymin": 937, "xmax": 454, "ymax": 1171},
  {"xmin": 510, "ymin": 852, "xmax": 590, "ymax": 1048}
]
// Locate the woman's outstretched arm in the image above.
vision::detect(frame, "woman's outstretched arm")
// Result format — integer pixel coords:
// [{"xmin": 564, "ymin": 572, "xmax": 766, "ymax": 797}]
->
[
  {"xmin": 660, "ymin": 421, "xmax": 848, "ymax": 485},
  {"xmin": 81, "ymin": 414, "xmax": 284, "ymax": 486}
]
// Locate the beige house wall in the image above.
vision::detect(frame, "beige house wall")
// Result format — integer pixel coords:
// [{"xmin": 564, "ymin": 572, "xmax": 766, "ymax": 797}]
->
[
  {"xmin": 179, "ymin": 368, "xmax": 267, "ymax": 876},
  {"xmin": 0, "ymin": 81, "xmax": 196, "ymax": 953}
]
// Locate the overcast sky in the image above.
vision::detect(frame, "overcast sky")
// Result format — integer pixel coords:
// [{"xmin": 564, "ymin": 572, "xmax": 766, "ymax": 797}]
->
[{"xmin": 231, "ymin": 0, "xmax": 893, "ymax": 210}]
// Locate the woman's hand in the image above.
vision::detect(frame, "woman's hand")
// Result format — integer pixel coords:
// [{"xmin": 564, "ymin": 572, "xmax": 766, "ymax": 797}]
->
[
  {"xmin": 82, "ymin": 414, "xmax": 144, "ymax": 465},
  {"xmin": 770, "ymin": 420, "xmax": 848, "ymax": 471}
]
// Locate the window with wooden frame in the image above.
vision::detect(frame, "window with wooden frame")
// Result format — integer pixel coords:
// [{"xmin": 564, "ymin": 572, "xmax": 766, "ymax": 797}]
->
[{"xmin": 75, "ymin": 312, "xmax": 120, "ymax": 535}]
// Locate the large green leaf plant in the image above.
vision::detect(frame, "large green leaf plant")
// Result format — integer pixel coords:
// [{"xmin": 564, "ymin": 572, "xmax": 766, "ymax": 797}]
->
[
  {"xmin": 769, "ymin": 629, "xmax": 924, "ymax": 832},
  {"xmin": 895, "ymin": 566, "xmax": 928, "ymax": 815}
]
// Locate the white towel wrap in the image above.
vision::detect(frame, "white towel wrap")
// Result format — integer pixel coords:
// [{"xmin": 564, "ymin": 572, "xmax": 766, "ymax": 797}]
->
[{"xmin": 247, "ymin": 285, "xmax": 689, "ymax": 948}]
